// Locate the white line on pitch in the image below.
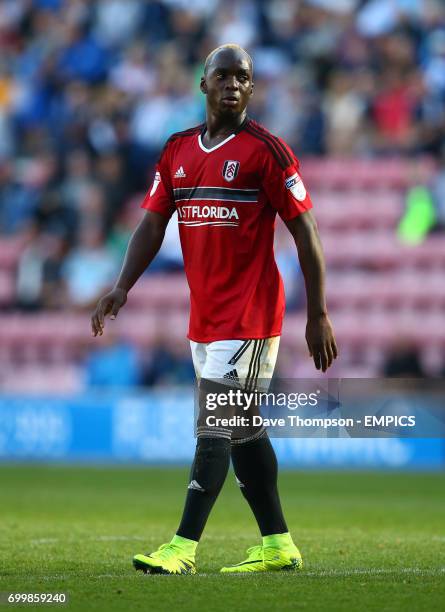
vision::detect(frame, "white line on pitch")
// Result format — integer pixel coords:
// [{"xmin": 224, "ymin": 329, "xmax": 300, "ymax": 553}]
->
[{"xmin": 22, "ymin": 568, "xmax": 445, "ymax": 580}]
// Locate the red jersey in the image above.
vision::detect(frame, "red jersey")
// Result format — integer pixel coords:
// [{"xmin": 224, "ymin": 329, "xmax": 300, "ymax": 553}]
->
[{"xmin": 141, "ymin": 118, "xmax": 312, "ymax": 342}]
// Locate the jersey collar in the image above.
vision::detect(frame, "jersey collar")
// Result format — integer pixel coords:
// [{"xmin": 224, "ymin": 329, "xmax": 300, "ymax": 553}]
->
[{"xmin": 198, "ymin": 116, "xmax": 250, "ymax": 154}]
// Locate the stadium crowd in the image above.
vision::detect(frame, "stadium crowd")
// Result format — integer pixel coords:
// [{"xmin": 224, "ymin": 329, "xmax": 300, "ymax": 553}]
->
[{"xmin": 0, "ymin": 0, "xmax": 445, "ymax": 387}]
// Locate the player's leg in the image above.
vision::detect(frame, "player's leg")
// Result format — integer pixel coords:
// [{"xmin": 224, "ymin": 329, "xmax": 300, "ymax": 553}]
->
[
  {"xmin": 133, "ymin": 426, "xmax": 231, "ymax": 575},
  {"xmin": 221, "ymin": 337, "xmax": 303, "ymax": 572},
  {"xmin": 176, "ymin": 341, "xmax": 241, "ymax": 545},
  {"xmin": 133, "ymin": 341, "xmax": 234, "ymax": 575}
]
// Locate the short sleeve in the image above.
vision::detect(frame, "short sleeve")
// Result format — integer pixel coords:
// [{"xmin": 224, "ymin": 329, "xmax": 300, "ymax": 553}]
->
[
  {"xmin": 141, "ymin": 148, "xmax": 175, "ymax": 219},
  {"xmin": 261, "ymin": 139, "xmax": 312, "ymax": 221}
]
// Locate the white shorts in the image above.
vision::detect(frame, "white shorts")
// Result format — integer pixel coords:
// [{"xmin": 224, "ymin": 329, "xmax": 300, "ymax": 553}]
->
[{"xmin": 190, "ymin": 337, "xmax": 280, "ymax": 389}]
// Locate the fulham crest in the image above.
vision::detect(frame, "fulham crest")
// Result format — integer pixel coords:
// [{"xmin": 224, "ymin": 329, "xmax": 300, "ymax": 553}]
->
[{"xmin": 222, "ymin": 160, "xmax": 240, "ymax": 182}]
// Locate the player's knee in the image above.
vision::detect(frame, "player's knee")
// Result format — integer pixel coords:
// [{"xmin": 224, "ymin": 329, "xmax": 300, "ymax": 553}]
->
[{"xmin": 231, "ymin": 426, "xmax": 267, "ymax": 446}]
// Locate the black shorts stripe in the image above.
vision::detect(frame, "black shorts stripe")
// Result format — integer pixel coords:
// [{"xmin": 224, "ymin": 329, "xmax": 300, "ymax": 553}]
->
[
  {"xmin": 247, "ymin": 339, "xmax": 265, "ymax": 392},
  {"xmin": 246, "ymin": 123, "xmax": 293, "ymax": 170},
  {"xmin": 256, "ymin": 340, "xmax": 266, "ymax": 385},
  {"xmin": 228, "ymin": 340, "xmax": 252, "ymax": 365},
  {"xmin": 173, "ymin": 187, "xmax": 259, "ymax": 202},
  {"xmin": 245, "ymin": 340, "xmax": 260, "ymax": 391}
]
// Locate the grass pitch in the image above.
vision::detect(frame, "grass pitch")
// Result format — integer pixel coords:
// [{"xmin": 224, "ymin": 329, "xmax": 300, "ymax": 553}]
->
[{"xmin": 0, "ymin": 465, "xmax": 444, "ymax": 611}]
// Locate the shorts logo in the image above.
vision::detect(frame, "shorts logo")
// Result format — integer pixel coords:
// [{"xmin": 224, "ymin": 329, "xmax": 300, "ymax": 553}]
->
[
  {"xmin": 223, "ymin": 368, "xmax": 239, "ymax": 382},
  {"xmin": 222, "ymin": 160, "xmax": 240, "ymax": 182},
  {"xmin": 285, "ymin": 171, "xmax": 306, "ymax": 201}
]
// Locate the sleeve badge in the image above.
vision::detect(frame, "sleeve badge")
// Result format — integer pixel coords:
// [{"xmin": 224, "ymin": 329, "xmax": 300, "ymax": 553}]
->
[{"xmin": 285, "ymin": 171, "xmax": 306, "ymax": 201}]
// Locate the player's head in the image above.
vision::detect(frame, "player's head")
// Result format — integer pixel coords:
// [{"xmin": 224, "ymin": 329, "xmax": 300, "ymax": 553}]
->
[{"xmin": 200, "ymin": 44, "xmax": 253, "ymax": 116}]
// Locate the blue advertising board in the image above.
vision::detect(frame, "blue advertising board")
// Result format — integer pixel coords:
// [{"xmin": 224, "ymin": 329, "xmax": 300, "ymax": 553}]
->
[{"xmin": 0, "ymin": 391, "xmax": 443, "ymax": 469}]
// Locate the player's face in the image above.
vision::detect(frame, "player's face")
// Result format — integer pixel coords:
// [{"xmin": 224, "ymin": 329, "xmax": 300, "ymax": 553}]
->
[{"xmin": 202, "ymin": 51, "xmax": 253, "ymax": 116}]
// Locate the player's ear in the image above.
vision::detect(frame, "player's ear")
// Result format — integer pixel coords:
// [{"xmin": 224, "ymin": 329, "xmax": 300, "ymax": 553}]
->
[
  {"xmin": 250, "ymin": 80, "xmax": 254, "ymax": 96},
  {"xmin": 200, "ymin": 76, "xmax": 207, "ymax": 95}
]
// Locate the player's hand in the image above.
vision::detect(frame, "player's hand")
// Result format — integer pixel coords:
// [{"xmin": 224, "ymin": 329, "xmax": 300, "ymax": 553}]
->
[
  {"xmin": 305, "ymin": 314, "xmax": 338, "ymax": 372},
  {"xmin": 91, "ymin": 288, "xmax": 127, "ymax": 337}
]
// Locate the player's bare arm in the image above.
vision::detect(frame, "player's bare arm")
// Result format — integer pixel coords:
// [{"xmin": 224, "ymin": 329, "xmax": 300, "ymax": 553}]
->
[
  {"xmin": 285, "ymin": 210, "xmax": 338, "ymax": 372},
  {"xmin": 91, "ymin": 210, "xmax": 169, "ymax": 337}
]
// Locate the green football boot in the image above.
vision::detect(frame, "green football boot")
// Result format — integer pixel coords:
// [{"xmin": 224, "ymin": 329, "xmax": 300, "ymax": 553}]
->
[
  {"xmin": 133, "ymin": 542, "xmax": 196, "ymax": 575},
  {"xmin": 220, "ymin": 544, "xmax": 303, "ymax": 573}
]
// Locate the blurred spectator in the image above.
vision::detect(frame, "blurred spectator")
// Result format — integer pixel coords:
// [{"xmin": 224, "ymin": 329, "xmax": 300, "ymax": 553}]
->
[
  {"xmin": 107, "ymin": 194, "xmax": 141, "ymax": 260},
  {"xmin": 356, "ymin": 0, "xmax": 422, "ymax": 38},
  {"xmin": 397, "ymin": 160, "xmax": 436, "ymax": 244},
  {"xmin": 57, "ymin": 23, "xmax": 110, "ymax": 83},
  {"xmin": 94, "ymin": 152, "xmax": 130, "ymax": 232},
  {"xmin": 423, "ymin": 29, "xmax": 445, "ymax": 97},
  {"xmin": 143, "ymin": 335, "xmax": 195, "ymax": 386},
  {"xmin": 34, "ymin": 188, "xmax": 78, "ymax": 243},
  {"xmin": 372, "ymin": 69, "xmax": 418, "ymax": 153},
  {"xmin": 275, "ymin": 231, "xmax": 305, "ymax": 312},
  {"xmin": 16, "ymin": 229, "xmax": 70, "ymax": 310},
  {"xmin": 0, "ymin": 161, "xmax": 38, "ymax": 234},
  {"xmin": 40, "ymin": 233, "xmax": 71, "ymax": 308},
  {"xmin": 430, "ymin": 150, "xmax": 445, "ymax": 230},
  {"xmin": 15, "ymin": 227, "xmax": 47, "ymax": 311},
  {"xmin": 382, "ymin": 340, "xmax": 425, "ymax": 378},
  {"xmin": 94, "ymin": 0, "xmax": 144, "ymax": 49},
  {"xmin": 109, "ymin": 43, "xmax": 156, "ymax": 98},
  {"xmin": 60, "ymin": 148, "xmax": 94, "ymax": 211},
  {"xmin": 84, "ymin": 332, "xmax": 142, "ymax": 387},
  {"xmin": 324, "ymin": 70, "xmax": 366, "ymax": 155},
  {"xmin": 148, "ymin": 213, "xmax": 184, "ymax": 273},
  {"xmin": 63, "ymin": 225, "xmax": 118, "ymax": 309}
]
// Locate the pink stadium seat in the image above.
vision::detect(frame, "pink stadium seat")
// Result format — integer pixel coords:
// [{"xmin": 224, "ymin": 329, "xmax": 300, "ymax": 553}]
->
[
  {"xmin": 128, "ymin": 274, "xmax": 189, "ymax": 310},
  {"xmin": 302, "ymin": 158, "xmax": 435, "ymax": 190},
  {"xmin": 0, "ymin": 270, "xmax": 14, "ymax": 306},
  {"xmin": 327, "ymin": 270, "xmax": 445, "ymax": 310},
  {"xmin": 0, "ymin": 364, "xmax": 83, "ymax": 393},
  {"xmin": 0, "ymin": 158, "xmax": 443, "ymax": 382},
  {"xmin": 0, "ymin": 237, "xmax": 24, "ymax": 270},
  {"xmin": 323, "ymin": 231, "xmax": 401, "ymax": 268},
  {"xmin": 399, "ymin": 236, "xmax": 445, "ymax": 267}
]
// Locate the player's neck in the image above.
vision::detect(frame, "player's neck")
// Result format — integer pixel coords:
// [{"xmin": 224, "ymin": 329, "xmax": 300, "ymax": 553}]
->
[{"xmin": 203, "ymin": 110, "xmax": 247, "ymax": 146}]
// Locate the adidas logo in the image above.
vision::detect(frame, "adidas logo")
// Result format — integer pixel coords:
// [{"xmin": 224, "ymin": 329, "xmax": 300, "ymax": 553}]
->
[
  {"xmin": 174, "ymin": 166, "xmax": 186, "ymax": 178},
  {"xmin": 188, "ymin": 480, "xmax": 205, "ymax": 492},
  {"xmin": 223, "ymin": 369, "xmax": 239, "ymax": 381}
]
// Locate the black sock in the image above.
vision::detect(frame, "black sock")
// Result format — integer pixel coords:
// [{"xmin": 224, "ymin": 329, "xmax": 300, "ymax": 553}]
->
[
  {"xmin": 176, "ymin": 437, "xmax": 231, "ymax": 542},
  {"xmin": 231, "ymin": 432, "xmax": 288, "ymax": 536}
]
